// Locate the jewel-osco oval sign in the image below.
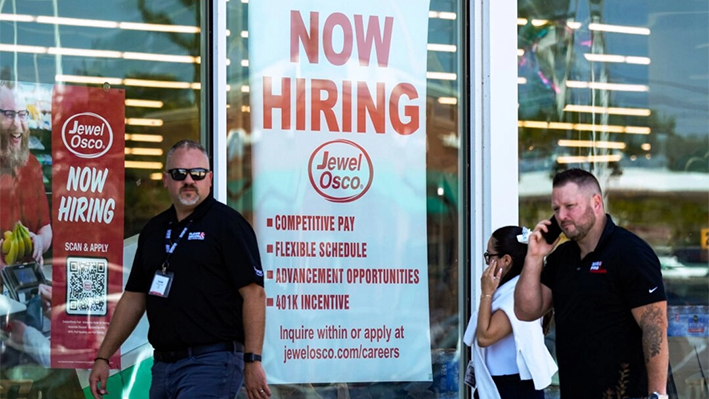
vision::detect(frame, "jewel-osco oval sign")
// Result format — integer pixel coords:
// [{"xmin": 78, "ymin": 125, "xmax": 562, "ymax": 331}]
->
[
  {"xmin": 308, "ymin": 140, "xmax": 374, "ymax": 203},
  {"xmin": 61, "ymin": 112, "xmax": 114, "ymax": 159}
]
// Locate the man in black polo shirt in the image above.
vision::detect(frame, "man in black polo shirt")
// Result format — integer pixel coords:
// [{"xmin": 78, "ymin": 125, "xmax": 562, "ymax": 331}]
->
[
  {"xmin": 514, "ymin": 168, "xmax": 669, "ymax": 399},
  {"xmin": 89, "ymin": 140, "xmax": 271, "ymax": 399}
]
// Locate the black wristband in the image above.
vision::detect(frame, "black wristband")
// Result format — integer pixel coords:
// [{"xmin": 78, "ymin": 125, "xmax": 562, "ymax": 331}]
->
[
  {"xmin": 94, "ymin": 357, "xmax": 111, "ymax": 366},
  {"xmin": 244, "ymin": 353, "xmax": 262, "ymax": 363}
]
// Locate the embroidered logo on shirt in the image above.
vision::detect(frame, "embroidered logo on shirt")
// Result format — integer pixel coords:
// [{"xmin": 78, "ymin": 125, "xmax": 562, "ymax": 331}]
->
[
  {"xmin": 188, "ymin": 232, "xmax": 205, "ymax": 240},
  {"xmin": 589, "ymin": 261, "xmax": 607, "ymax": 274},
  {"xmin": 254, "ymin": 266, "xmax": 264, "ymax": 277}
]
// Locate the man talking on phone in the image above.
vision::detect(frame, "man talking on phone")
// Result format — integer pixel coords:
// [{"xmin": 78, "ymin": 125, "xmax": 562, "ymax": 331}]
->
[
  {"xmin": 514, "ymin": 168, "xmax": 669, "ymax": 399},
  {"xmin": 89, "ymin": 140, "xmax": 271, "ymax": 399}
]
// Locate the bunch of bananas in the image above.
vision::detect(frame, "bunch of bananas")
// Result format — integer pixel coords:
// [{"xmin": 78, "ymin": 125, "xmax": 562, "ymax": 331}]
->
[{"xmin": 2, "ymin": 221, "xmax": 33, "ymax": 265}]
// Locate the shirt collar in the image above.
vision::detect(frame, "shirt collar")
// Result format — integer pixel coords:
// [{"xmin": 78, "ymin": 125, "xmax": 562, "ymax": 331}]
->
[{"xmin": 167, "ymin": 195, "xmax": 216, "ymax": 225}]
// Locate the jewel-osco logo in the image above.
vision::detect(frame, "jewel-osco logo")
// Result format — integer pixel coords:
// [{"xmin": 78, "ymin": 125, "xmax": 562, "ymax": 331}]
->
[
  {"xmin": 308, "ymin": 140, "xmax": 373, "ymax": 203},
  {"xmin": 61, "ymin": 112, "xmax": 113, "ymax": 159}
]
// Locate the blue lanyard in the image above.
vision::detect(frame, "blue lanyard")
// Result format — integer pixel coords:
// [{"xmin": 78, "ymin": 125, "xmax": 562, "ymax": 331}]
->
[{"xmin": 163, "ymin": 220, "xmax": 192, "ymax": 272}]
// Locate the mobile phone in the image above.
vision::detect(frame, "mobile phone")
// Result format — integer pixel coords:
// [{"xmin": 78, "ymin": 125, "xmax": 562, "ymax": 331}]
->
[{"xmin": 542, "ymin": 216, "xmax": 562, "ymax": 244}]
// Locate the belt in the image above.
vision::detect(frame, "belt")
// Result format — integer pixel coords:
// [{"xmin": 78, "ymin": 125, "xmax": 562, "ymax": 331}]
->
[{"xmin": 153, "ymin": 341, "xmax": 244, "ymax": 363}]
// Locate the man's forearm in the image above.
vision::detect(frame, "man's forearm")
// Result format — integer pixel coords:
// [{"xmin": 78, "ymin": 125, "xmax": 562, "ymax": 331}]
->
[
  {"xmin": 632, "ymin": 301, "xmax": 669, "ymax": 394},
  {"xmin": 96, "ymin": 291, "xmax": 146, "ymax": 358},
  {"xmin": 642, "ymin": 303, "xmax": 669, "ymax": 393},
  {"xmin": 514, "ymin": 255, "xmax": 546, "ymax": 320},
  {"xmin": 241, "ymin": 284, "xmax": 266, "ymax": 354}
]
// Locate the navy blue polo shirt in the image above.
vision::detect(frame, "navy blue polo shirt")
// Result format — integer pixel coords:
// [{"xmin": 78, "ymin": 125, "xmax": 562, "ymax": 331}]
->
[
  {"xmin": 541, "ymin": 215, "xmax": 666, "ymax": 399},
  {"xmin": 125, "ymin": 196, "xmax": 264, "ymax": 351}
]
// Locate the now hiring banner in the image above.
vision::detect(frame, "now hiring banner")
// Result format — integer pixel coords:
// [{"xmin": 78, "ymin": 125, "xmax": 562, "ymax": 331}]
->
[{"xmin": 249, "ymin": 0, "xmax": 432, "ymax": 384}]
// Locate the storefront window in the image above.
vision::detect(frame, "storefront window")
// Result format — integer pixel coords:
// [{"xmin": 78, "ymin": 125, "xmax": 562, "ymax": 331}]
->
[
  {"xmin": 227, "ymin": 0, "xmax": 465, "ymax": 397},
  {"xmin": 517, "ymin": 0, "xmax": 709, "ymax": 397},
  {"xmin": 0, "ymin": 1, "xmax": 201, "ymax": 396}
]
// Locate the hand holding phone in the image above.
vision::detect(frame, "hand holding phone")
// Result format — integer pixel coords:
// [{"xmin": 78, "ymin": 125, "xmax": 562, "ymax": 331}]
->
[{"xmin": 542, "ymin": 216, "xmax": 562, "ymax": 244}]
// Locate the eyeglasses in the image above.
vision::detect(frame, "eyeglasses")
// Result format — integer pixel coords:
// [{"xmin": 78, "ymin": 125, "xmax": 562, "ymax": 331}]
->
[
  {"xmin": 166, "ymin": 168, "xmax": 209, "ymax": 181},
  {"xmin": 0, "ymin": 109, "xmax": 29, "ymax": 121},
  {"xmin": 483, "ymin": 251, "xmax": 502, "ymax": 264}
]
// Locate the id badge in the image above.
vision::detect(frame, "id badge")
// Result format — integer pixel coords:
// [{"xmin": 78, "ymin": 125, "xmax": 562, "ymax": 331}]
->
[
  {"xmin": 464, "ymin": 360, "xmax": 476, "ymax": 388},
  {"xmin": 149, "ymin": 270, "xmax": 174, "ymax": 297}
]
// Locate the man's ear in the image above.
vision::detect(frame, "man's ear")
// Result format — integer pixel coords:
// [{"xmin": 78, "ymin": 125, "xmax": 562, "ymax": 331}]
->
[{"xmin": 592, "ymin": 193, "xmax": 603, "ymax": 210}]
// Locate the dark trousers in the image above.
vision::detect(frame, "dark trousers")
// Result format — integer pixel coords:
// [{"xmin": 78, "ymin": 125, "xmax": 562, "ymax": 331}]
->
[
  {"xmin": 493, "ymin": 374, "xmax": 545, "ymax": 399},
  {"xmin": 150, "ymin": 349, "xmax": 244, "ymax": 399}
]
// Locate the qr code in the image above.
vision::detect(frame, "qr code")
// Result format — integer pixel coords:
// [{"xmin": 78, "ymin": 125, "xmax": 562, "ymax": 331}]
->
[{"xmin": 66, "ymin": 257, "xmax": 108, "ymax": 316}]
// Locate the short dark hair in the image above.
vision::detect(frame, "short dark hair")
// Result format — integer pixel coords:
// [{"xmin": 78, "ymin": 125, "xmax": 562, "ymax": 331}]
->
[
  {"xmin": 165, "ymin": 139, "xmax": 210, "ymax": 168},
  {"xmin": 491, "ymin": 226, "xmax": 528, "ymax": 287},
  {"xmin": 552, "ymin": 168, "xmax": 602, "ymax": 195}
]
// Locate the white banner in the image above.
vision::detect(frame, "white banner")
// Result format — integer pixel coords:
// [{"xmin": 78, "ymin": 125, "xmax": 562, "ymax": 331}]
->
[{"xmin": 250, "ymin": 0, "xmax": 431, "ymax": 384}]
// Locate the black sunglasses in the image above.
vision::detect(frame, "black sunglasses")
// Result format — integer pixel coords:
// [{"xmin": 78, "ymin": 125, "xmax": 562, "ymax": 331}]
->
[{"xmin": 166, "ymin": 168, "xmax": 209, "ymax": 181}]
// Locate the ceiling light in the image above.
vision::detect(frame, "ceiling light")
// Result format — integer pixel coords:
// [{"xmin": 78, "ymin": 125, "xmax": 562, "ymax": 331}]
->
[
  {"xmin": 125, "ymin": 99, "xmax": 164, "ymax": 108},
  {"xmin": 566, "ymin": 80, "xmax": 649, "ymax": 92},
  {"xmin": 438, "ymin": 97, "xmax": 457, "ymax": 105},
  {"xmin": 584, "ymin": 54, "xmax": 651, "ymax": 65},
  {"xmin": 588, "ymin": 23, "xmax": 650, "ymax": 36},
  {"xmin": 118, "ymin": 22, "xmax": 199, "ymax": 33},
  {"xmin": 56, "ymin": 74, "xmax": 123, "ymax": 85},
  {"xmin": 564, "ymin": 105, "xmax": 651, "ymax": 116},
  {"xmin": 427, "ymin": 72, "xmax": 457, "ymax": 80},
  {"xmin": 125, "ymin": 161, "xmax": 163, "ymax": 169},
  {"xmin": 125, "ymin": 134, "xmax": 163, "ymax": 143},
  {"xmin": 0, "ymin": 44, "xmax": 47, "ymax": 54},
  {"xmin": 125, "ymin": 147, "xmax": 164, "ymax": 156},
  {"xmin": 36, "ymin": 16, "xmax": 118, "ymax": 28},
  {"xmin": 557, "ymin": 154, "xmax": 622, "ymax": 164},
  {"xmin": 126, "ymin": 118, "xmax": 163, "ymax": 127},
  {"xmin": 558, "ymin": 139, "xmax": 626, "ymax": 149},
  {"xmin": 428, "ymin": 44, "xmax": 457, "ymax": 52}
]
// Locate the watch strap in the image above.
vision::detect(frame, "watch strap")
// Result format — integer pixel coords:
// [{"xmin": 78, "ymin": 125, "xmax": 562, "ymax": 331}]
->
[{"xmin": 244, "ymin": 352, "xmax": 262, "ymax": 363}]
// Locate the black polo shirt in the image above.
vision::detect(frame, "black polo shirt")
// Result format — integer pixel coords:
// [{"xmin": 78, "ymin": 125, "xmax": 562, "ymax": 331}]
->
[
  {"xmin": 125, "ymin": 196, "xmax": 264, "ymax": 351},
  {"xmin": 541, "ymin": 215, "xmax": 666, "ymax": 399}
]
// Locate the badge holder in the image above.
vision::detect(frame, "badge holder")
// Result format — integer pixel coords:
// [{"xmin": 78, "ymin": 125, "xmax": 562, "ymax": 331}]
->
[{"xmin": 149, "ymin": 262, "xmax": 174, "ymax": 298}]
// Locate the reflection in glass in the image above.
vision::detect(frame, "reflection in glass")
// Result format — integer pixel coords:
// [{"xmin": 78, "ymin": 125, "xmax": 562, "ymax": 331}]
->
[
  {"xmin": 0, "ymin": 1, "xmax": 202, "ymax": 396},
  {"xmin": 517, "ymin": 1, "xmax": 709, "ymax": 397}
]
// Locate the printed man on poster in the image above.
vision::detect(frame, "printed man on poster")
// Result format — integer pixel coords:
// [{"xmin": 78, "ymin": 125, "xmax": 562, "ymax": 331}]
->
[
  {"xmin": 0, "ymin": 80, "xmax": 53, "ymax": 367},
  {"xmin": 250, "ymin": 0, "xmax": 432, "ymax": 383}
]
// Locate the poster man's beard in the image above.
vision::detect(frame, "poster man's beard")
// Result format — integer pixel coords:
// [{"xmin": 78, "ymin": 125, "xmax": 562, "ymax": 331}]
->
[{"xmin": 0, "ymin": 129, "xmax": 30, "ymax": 170}]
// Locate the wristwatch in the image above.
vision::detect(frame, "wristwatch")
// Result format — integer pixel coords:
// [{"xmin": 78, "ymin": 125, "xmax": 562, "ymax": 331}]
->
[
  {"xmin": 648, "ymin": 393, "xmax": 668, "ymax": 399},
  {"xmin": 244, "ymin": 353, "xmax": 262, "ymax": 363}
]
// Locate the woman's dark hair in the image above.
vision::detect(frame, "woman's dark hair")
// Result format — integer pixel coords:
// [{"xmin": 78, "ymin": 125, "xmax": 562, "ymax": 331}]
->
[{"xmin": 491, "ymin": 225, "xmax": 528, "ymax": 287}]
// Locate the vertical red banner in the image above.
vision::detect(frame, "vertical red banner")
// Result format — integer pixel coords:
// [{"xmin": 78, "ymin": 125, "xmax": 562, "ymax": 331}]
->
[{"xmin": 50, "ymin": 85, "xmax": 125, "ymax": 369}]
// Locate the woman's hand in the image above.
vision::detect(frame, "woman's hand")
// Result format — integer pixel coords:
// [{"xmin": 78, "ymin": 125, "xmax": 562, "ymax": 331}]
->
[{"xmin": 480, "ymin": 259, "xmax": 503, "ymax": 297}]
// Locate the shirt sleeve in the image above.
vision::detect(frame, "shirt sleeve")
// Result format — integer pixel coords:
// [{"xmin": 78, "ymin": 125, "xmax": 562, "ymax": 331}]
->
[
  {"xmin": 221, "ymin": 212, "xmax": 264, "ymax": 289},
  {"xmin": 617, "ymin": 236, "xmax": 666, "ymax": 309},
  {"xmin": 125, "ymin": 234, "xmax": 150, "ymax": 292},
  {"xmin": 540, "ymin": 251, "xmax": 559, "ymax": 290}
]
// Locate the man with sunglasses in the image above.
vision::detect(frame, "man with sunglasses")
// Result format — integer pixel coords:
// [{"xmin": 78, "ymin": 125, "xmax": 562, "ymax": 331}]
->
[
  {"xmin": 0, "ymin": 81, "xmax": 53, "ymax": 268},
  {"xmin": 90, "ymin": 140, "xmax": 271, "ymax": 399}
]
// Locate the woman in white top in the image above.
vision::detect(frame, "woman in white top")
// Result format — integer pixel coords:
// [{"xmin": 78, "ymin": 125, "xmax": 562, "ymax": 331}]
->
[{"xmin": 470, "ymin": 226, "xmax": 557, "ymax": 399}]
